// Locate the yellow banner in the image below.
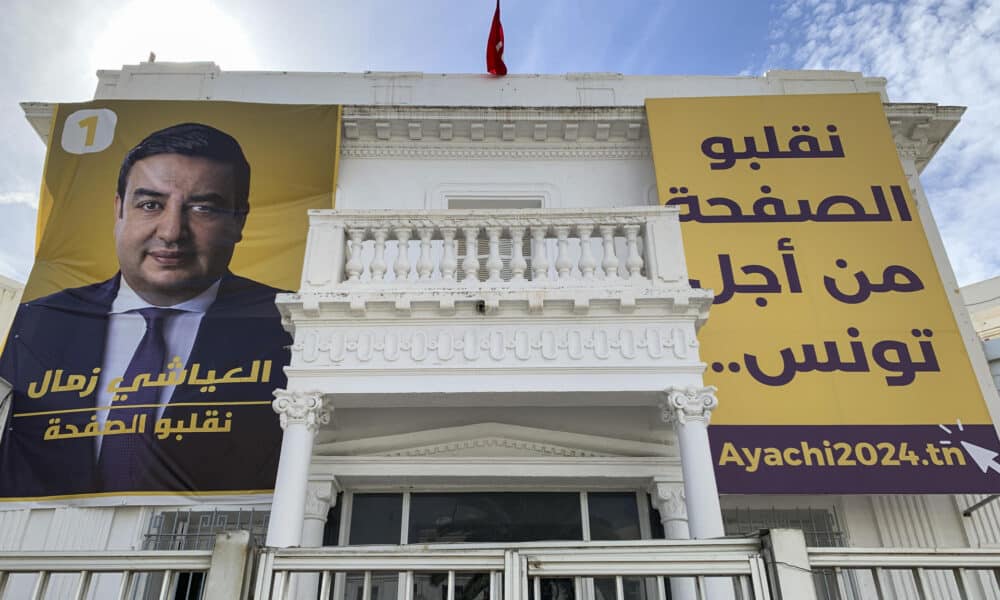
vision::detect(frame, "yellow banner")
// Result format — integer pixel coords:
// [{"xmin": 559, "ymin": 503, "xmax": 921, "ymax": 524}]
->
[
  {"xmin": 29, "ymin": 100, "xmax": 340, "ymax": 301},
  {"xmin": 646, "ymin": 93, "xmax": 986, "ymax": 426},
  {"xmin": 0, "ymin": 101, "xmax": 339, "ymax": 501}
]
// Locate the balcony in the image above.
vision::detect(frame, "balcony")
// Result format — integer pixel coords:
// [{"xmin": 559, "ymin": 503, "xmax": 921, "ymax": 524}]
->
[{"xmin": 277, "ymin": 207, "xmax": 711, "ymax": 405}]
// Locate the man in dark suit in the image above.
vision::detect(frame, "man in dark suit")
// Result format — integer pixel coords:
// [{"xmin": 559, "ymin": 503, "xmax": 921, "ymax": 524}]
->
[{"xmin": 0, "ymin": 123, "xmax": 290, "ymax": 497}]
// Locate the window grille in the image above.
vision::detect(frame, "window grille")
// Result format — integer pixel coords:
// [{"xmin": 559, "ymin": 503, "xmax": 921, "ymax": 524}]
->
[
  {"xmin": 143, "ymin": 507, "xmax": 269, "ymax": 550},
  {"xmin": 723, "ymin": 507, "xmax": 850, "ymax": 600},
  {"xmin": 138, "ymin": 508, "xmax": 268, "ymax": 600}
]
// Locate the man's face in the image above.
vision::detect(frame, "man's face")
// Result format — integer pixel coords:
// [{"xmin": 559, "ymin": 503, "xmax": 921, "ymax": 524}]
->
[{"xmin": 114, "ymin": 153, "xmax": 245, "ymax": 306}]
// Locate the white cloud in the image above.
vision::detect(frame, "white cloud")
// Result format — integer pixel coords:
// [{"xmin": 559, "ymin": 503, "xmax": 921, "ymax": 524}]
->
[
  {"xmin": 0, "ymin": 202, "xmax": 38, "ymax": 283},
  {"xmin": 767, "ymin": 0, "xmax": 1000, "ymax": 285},
  {"xmin": 0, "ymin": 192, "xmax": 37, "ymax": 208}
]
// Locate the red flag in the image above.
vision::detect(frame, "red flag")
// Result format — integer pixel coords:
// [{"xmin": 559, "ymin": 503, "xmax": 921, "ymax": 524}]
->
[{"xmin": 486, "ymin": 0, "xmax": 507, "ymax": 76}]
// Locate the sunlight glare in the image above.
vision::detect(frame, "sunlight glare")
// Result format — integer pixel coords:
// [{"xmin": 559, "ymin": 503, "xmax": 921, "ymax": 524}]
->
[{"xmin": 89, "ymin": 0, "xmax": 258, "ymax": 70}]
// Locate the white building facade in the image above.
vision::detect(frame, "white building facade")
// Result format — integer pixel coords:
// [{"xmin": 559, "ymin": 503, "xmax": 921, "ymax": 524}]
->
[{"xmin": 2, "ymin": 62, "xmax": 1000, "ymax": 600}]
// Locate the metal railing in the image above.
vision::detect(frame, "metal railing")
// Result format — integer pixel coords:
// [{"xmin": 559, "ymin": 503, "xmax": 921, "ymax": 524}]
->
[
  {"xmin": 806, "ymin": 547, "xmax": 1000, "ymax": 600},
  {"xmin": 0, "ymin": 549, "xmax": 212, "ymax": 600},
  {"xmin": 253, "ymin": 539, "xmax": 771, "ymax": 600},
  {"xmin": 6, "ymin": 530, "xmax": 1000, "ymax": 600}
]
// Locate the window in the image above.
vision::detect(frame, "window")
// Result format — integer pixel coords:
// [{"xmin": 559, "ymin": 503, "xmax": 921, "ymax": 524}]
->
[{"xmin": 142, "ymin": 508, "xmax": 268, "ymax": 600}]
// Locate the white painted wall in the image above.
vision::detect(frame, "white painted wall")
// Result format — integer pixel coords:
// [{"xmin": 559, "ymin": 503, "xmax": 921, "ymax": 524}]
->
[
  {"xmin": 0, "ymin": 274, "xmax": 23, "ymax": 345},
  {"xmin": 337, "ymin": 157, "xmax": 656, "ymax": 211}
]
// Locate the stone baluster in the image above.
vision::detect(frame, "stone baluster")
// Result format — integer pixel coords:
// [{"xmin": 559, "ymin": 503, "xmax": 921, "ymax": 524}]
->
[
  {"xmin": 370, "ymin": 227, "xmax": 388, "ymax": 281},
  {"xmin": 345, "ymin": 228, "xmax": 366, "ymax": 281},
  {"xmin": 554, "ymin": 225, "xmax": 572, "ymax": 279},
  {"xmin": 440, "ymin": 227, "xmax": 458, "ymax": 281},
  {"xmin": 509, "ymin": 226, "xmax": 527, "ymax": 282},
  {"xmin": 578, "ymin": 225, "xmax": 596, "ymax": 280},
  {"xmin": 485, "ymin": 226, "xmax": 503, "ymax": 283},
  {"xmin": 462, "ymin": 226, "xmax": 480, "ymax": 284},
  {"xmin": 624, "ymin": 224, "xmax": 644, "ymax": 279},
  {"xmin": 393, "ymin": 227, "xmax": 412, "ymax": 281},
  {"xmin": 416, "ymin": 226, "xmax": 434, "ymax": 280},
  {"xmin": 531, "ymin": 226, "xmax": 550, "ymax": 281},
  {"xmin": 600, "ymin": 225, "xmax": 619, "ymax": 279}
]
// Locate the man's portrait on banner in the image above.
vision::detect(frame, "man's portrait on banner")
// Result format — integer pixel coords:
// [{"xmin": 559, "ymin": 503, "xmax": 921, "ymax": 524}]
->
[{"xmin": 0, "ymin": 122, "xmax": 292, "ymax": 497}]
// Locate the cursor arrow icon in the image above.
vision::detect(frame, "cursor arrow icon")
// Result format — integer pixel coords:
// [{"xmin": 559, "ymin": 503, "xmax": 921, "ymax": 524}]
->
[{"xmin": 960, "ymin": 441, "xmax": 1000, "ymax": 474}]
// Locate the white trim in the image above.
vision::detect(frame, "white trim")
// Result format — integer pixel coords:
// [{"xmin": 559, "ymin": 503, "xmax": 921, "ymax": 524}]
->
[{"xmin": 427, "ymin": 182, "xmax": 560, "ymax": 210}]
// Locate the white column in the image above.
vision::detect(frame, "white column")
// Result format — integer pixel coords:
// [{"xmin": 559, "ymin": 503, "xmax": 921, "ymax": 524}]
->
[
  {"xmin": 301, "ymin": 479, "xmax": 340, "ymax": 547},
  {"xmin": 660, "ymin": 386, "xmax": 724, "ymax": 538},
  {"xmin": 648, "ymin": 479, "xmax": 696, "ymax": 600},
  {"xmin": 266, "ymin": 390, "xmax": 330, "ymax": 548},
  {"xmin": 294, "ymin": 480, "xmax": 341, "ymax": 600},
  {"xmin": 661, "ymin": 386, "xmax": 733, "ymax": 599},
  {"xmin": 649, "ymin": 478, "xmax": 690, "ymax": 541}
]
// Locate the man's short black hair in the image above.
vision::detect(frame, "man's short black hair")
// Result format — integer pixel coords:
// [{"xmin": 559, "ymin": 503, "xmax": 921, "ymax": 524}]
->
[{"xmin": 117, "ymin": 122, "xmax": 251, "ymax": 214}]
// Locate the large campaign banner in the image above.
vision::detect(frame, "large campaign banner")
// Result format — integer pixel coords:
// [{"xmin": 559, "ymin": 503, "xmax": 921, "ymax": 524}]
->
[
  {"xmin": 0, "ymin": 101, "xmax": 340, "ymax": 502},
  {"xmin": 646, "ymin": 93, "xmax": 1000, "ymax": 494}
]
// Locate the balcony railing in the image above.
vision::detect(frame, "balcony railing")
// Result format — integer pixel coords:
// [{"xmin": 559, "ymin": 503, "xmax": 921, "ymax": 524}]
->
[
  {"xmin": 279, "ymin": 208, "xmax": 709, "ymax": 399},
  {"xmin": 295, "ymin": 208, "xmax": 696, "ymax": 309}
]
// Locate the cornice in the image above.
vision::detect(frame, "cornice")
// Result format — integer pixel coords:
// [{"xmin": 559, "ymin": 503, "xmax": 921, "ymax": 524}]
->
[
  {"xmin": 341, "ymin": 105, "xmax": 649, "ymax": 160},
  {"xmin": 342, "ymin": 143, "xmax": 650, "ymax": 160},
  {"xmin": 885, "ymin": 102, "xmax": 964, "ymax": 174}
]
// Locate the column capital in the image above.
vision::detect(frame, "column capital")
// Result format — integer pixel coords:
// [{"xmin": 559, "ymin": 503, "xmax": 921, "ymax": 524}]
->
[
  {"xmin": 272, "ymin": 389, "xmax": 331, "ymax": 433},
  {"xmin": 661, "ymin": 386, "xmax": 718, "ymax": 426},
  {"xmin": 648, "ymin": 478, "xmax": 687, "ymax": 520},
  {"xmin": 304, "ymin": 479, "xmax": 342, "ymax": 521}
]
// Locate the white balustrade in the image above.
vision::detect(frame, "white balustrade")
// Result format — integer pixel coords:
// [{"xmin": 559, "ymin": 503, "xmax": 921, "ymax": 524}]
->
[{"xmin": 298, "ymin": 208, "xmax": 686, "ymax": 294}]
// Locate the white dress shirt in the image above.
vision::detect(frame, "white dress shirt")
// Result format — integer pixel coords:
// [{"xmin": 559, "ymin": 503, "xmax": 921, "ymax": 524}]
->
[{"xmin": 93, "ymin": 277, "xmax": 220, "ymax": 457}]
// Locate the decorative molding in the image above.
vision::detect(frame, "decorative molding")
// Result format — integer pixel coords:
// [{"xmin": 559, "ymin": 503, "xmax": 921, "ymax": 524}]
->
[
  {"xmin": 649, "ymin": 480, "xmax": 687, "ymax": 522},
  {"xmin": 342, "ymin": 106, "xmax": 647, "ymax": 122},
  {"xmin": 272, "ymin": 389, "xmax": 331, "ymax": 433},
  {"xmin": 303, "ymin": 480, "xmax": 340, "ymax": 521},
  {"xmin": 885, "ymin": 103, "xmax": 963, "ymax": 173},
  {"xmin": 315, "ymin": 422, "xmax": 673, "ymax": 458},
  {"xmin": 379, "ymin": 436, "xmax": 609, "ymax": 457},
  {"xmin": 342, "ymin": 143, "xmax": 650, "ymax": 161},
  {"xmin": 292, "ymin": 325, "xmax": 698, "ymax": 367},
  {"xmin": 660, "ymin": 386, "xmax": 718, "ymax": 426}
]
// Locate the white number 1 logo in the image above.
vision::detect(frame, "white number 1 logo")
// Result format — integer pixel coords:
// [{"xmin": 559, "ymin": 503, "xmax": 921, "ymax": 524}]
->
[{"xmin": 61, "ymin": 109, "xmax": 117, "ymax": 154}]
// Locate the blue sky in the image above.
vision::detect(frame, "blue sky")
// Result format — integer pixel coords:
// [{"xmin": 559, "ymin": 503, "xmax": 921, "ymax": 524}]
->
[{"xmin": 0, "ymin": 0, "xmax": 996, "ymax": 285}]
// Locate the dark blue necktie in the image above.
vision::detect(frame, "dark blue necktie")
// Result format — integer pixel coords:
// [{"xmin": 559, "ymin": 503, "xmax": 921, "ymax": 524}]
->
[{"xmin": 99, "ymin": 307, "xmax": 178, "ymax": 491}]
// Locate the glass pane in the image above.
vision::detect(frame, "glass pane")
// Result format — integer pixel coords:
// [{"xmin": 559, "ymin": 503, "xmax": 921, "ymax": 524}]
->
[
  {"xmin": 530, "ymin": 579, "xmax": 575, "ymax": 600},
  {"xmin": 588, "ymin": 492, "xmax": 640, "ymax": 541},
  {"xmin": 343, "ymin": 572, "xmax": 400, "ymax": 600},
  {"xmin": 350, "ymin": 494, "xmax": 403, "ymax": 545},
  {"xmin": 594, "ymin": 577, "xmax": 650, "ymax": 600},
  {"xmin": 412, "ymin": 573, "xmax": 492, "ymax": 600},
  {"xmin": 409, "ymin": 493, "xmax": 582, "ymax": 543}
]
